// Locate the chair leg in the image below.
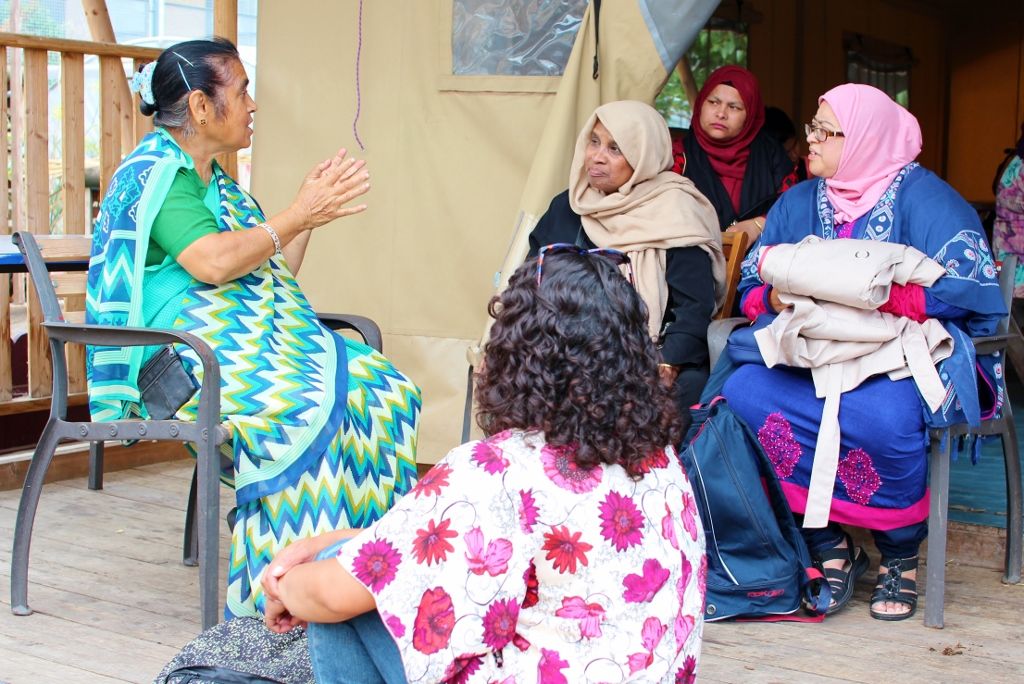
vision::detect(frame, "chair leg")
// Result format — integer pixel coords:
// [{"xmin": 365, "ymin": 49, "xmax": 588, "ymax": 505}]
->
[
  {"xmin": 182, "ymin": 464, "xmax": 199, "ymax": 567},
  {"xmin": 87, "ymin": 441, "xmax": 104, "ymax": 491},
  {"xmin": 10, "ymin": 425, "xmax": 62, "ymax": 617},
  {"xmin": 925, "ymin": 432, "xmax": 951, "ymax": 629},
  {"xmin": 197, "ymin": 440, "xmax": 221, "ymax": 629},
  {"xmin": 1001, "ymin": 413, "xmax": 1023, "ymax": 584}
]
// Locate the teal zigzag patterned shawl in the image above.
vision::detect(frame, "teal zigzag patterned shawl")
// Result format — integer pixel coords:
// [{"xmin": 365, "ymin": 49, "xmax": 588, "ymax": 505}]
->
[{"xmin": 86, "ymin": 129, "xmax": 349, "ymax": 503}]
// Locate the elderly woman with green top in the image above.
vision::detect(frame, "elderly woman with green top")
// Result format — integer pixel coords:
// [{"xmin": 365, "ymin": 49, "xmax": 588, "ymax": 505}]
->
[{"xmin": 87, "ymin": 38, "xmax": 422, "ymax": 619}]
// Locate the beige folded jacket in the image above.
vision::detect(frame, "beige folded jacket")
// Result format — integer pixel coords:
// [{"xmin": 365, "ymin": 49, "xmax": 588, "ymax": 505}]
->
[{"xmin": 753, "ymin": 236, "xmax": 950, "ymax": 527}]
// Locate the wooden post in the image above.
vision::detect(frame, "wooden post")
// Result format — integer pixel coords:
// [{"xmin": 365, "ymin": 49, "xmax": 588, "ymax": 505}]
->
[
  {"xmin": 0, "ymin": 46, "xmax": 10, "ymax": 403},
  {"xmin": 24, "ymin": 48, "xmax": 51, "ymax": 398},
  {"xmin": 214, "ymin": 0, "xmax": 239, "ymax": 180},
  {"xmin": 62, "ymin": 53, "xmax": 86, "ymax": 235},
  {"xmin": 98, "ymin": 55, "xmax": 123, "ymax": 201},
  {"xmin": 81, "ymin": 0, "xmax": 135, "ymax": 156}
]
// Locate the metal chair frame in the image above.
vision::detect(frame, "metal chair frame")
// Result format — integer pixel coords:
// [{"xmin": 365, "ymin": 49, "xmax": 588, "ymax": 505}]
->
[{"xmin": 10, "ymin": 231, "xmax": 384, "ymax": 630}]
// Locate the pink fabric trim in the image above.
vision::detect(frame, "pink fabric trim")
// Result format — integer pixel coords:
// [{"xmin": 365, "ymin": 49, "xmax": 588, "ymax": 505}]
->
[
  {"xmin": 779, "ymin": 481, "xmax": 930, "ymax": 530},
  {"xmin": 878, "ymin": 283, "xmax": 927, "ymax": 322},
  {"xmin": 742, "ymin": 285, "xmax": 770, "ymax": 319}
]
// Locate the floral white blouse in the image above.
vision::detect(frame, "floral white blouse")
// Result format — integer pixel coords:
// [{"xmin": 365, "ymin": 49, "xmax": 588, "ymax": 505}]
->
[{"xmin": 336, "ymin": 429, "xmax": 707, "ymax": 683}]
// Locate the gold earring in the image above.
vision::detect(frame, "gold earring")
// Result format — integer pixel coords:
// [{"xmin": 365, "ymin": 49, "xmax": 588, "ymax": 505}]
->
[{"xmin": 200, "ymin": 118, "xmax": 207, "ymax": 126}]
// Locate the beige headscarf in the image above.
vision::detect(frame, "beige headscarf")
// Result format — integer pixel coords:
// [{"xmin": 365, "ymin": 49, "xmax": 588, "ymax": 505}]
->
[{"xmin": 569, "ymin": 100, "xmax": 724, "ymax": 340}]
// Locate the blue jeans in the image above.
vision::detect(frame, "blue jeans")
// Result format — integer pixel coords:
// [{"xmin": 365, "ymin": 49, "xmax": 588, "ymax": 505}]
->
[{"xmin": 306, "ymin": 541, "xmax": 408, "ymax": 684}]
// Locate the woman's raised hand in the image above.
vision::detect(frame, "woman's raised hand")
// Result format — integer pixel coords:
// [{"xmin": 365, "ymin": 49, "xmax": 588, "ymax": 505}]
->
[{"xmin": 293, "ymin": 147, "xmax": 371, "ymax": 231}]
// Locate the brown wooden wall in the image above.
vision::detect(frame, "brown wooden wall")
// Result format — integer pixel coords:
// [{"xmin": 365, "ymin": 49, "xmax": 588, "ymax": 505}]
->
[{"xmin": 718, "ymin": 0, "xmax": 1024, "ymax": 203}]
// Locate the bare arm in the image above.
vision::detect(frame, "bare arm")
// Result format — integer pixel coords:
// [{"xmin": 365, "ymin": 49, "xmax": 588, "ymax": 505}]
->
[
  {"xmin": 266, "ymin": 556, "xmax": 375, "ymax": 631},
  {"xmin": 176, "ymin": 150, "xmax": 370, "ymax": 284}
]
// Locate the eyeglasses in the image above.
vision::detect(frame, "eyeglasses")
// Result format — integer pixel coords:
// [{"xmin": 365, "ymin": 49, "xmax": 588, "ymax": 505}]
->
[
  {"xmin": 804, "ymin": 123, "xmax": 845, "ymax": 143},
  {"xmin": 536, "ymin": 243, "xmax": 635, "ymax": 286}
]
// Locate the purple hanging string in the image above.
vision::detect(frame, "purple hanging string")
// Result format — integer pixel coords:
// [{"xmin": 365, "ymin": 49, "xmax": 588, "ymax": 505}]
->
[{"xmin": 352, "ymin": 0, "xmax": 366, "ymax": 151}]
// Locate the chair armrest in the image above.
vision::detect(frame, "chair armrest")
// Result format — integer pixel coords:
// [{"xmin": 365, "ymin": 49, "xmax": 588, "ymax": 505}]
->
[
  {"xmin": 316, "ymin": 313, "xmax": 383, "ymax": 353},
  {"xmin": 707, "ymin": 316, "xmax": 750, "ymax": 369},
  {"xmin": 972, "ymin": 333, "xmax": 1013, "ymax": 356},
  {"xmin": 43, "ymin": 321, "xmax": 222, "ymax": 432}
]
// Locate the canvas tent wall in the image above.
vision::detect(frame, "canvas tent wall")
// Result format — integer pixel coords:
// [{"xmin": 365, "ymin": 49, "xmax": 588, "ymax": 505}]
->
[{"xmin": 253, "ymin": 0, "xmax": 717, "ymax": 462}]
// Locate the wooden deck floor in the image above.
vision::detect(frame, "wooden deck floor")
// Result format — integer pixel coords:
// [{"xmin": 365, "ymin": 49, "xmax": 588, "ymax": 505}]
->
[{"xmin": 1, "ymin": 461, "xmax": 1023, "ymax": 683}]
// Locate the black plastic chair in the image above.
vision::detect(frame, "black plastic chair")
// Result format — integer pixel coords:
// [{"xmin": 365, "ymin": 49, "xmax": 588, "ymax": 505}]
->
[{"xmin": 10, "ymin": 231, "xmax": 384, "ymax": 630}]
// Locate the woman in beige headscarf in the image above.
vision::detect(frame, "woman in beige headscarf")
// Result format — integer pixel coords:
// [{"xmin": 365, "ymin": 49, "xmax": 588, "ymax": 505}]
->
[{"xmin": 529, "ymin": 100, "xmax": 723, "ymax": 425}]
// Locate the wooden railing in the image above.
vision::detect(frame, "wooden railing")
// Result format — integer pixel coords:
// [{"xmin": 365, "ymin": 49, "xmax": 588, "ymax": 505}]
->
[{"xmin": 1, "ymin": 33, "xmax": 161, "ymax": 412}]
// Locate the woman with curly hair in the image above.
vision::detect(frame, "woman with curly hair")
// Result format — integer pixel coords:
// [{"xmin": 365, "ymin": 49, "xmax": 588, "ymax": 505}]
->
[{"xmin": 261, "ymin": 249, "xmax": 707, "ymax": 683}]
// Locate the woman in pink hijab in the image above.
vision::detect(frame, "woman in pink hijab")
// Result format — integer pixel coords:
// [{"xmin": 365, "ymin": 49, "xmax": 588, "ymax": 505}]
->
[{"xmin": 722, "ymin": 84, "xmax": 1006, "ymax": 621}]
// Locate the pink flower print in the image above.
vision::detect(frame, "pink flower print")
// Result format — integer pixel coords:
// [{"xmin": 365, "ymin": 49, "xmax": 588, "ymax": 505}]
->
[
  {"xmin": 538, "ymin": 648, "xmax": 569, "ymax": 684},
  {"xmin": 380, "ymin": 610, "xmax": 405, "ymax": 639},
  {"xmin": 541, "ymin": 443, "xmax": 602, "ymax": 493},
  {"xmin": 412, "ymin": 517, "xmax": 457, "ymax": 566},
  {"xmin": 542, "ymin": 525, "xmax": 593, "ymax": 574},
  {"xmin": 697, "ymin": 555, "xmax": 708, "ymax": 607},
  {"xmin": 623, "ymin": 558, "xmax": 670, "ymax": 603},
  {"xmin": 413, "ymin": 587, "xmax": 455, "ymax": 654},
  {"xmin": 413, "ymin": 462, "xmax": 451, "ymax": 498},
  {"xmin": 680, "ymin": 490, "xmax": 700, "ymax": 541},
  {"xmin": 554, "ymin": 596, "xmax": 606, "ymax": 639},
  {"xmin": 675, "ymin": 656, "xmax": 698, "ymax": 684},
  {"xmin": 838, "ymin": 448, "xmax": 882, "ymax": 505},
  {"xmin": 679, "ymin": 556, "xmax": 693, "ymax": 597},
  {"xmin": 465, "ymin": 527, "xmax": 513, "ymax": 576},
  {"xmin": 628, "ymin": 617, "xmax": 667, "ymax": 674},
  {"xmin": 522, "ymin": 562, "xmax": 539, "ymax": 608},
  {"xmin": 519, "ymin": 489, "xmax": 539, "ymax": 533},
  {"xmin": 758, "ymin": 412, "xmax": 802, "ymax": 479},
  {"xmin": 481, "ymin": 598, "xmax": 520, "ymax": 650},
  {"xmin": 599, "ymin": 491, "xmax": 645, "ymax": 551},
  {"xmin": 674, "ymin": 613, "xmax": 695, "ymax": 649},
  {"xmin": 442, "ymin": 655, "xmax": 483, "ymax": 684},
  {"xmin": 662, "ymin": 506, "xmax": 679, "ymax": 550},
  {"xmin": 351, "ymin": 539, "xmax": 402, "ymax": 592},
  {"xmin": 637, "ymin": 447, "xmax": 669, "ymax": 474},
  {"xmin": 471, "ymin": 440, "xmax": 509, "ymax": 474}
]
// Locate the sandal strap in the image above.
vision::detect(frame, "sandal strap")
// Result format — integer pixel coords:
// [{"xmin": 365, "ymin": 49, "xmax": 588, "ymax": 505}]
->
[
  {"xmin": 814, "ymin": 532, "xmax": 856, "ymax": 565},
  {"xmin": 871, "ymin": 556, "xmax": 919, "ymax": 603}
]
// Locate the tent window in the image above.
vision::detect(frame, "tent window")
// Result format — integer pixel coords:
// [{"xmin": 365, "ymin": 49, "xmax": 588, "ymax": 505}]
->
[
  {"xmin": 844, "ymin": 33, "xmax": 912, "ymax": 107},
  {"xmin": 656, "ymin": 18, "xmax": 749, "ymax": 128},
  {"xmin": 451, "ymin": 0, "xmax": 587, "ymax": 76}
]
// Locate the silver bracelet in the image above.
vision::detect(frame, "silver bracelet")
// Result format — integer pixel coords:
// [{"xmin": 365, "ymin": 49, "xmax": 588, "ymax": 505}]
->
[{"xmin": 257, "ymin": 222, "xmax": 281, "ymax": 255}]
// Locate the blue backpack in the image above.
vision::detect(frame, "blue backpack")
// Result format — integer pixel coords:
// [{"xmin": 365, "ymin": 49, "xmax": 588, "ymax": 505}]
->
[{"xmin": 680, "ymin": 397, "xmax": 830, "ymax": 621}]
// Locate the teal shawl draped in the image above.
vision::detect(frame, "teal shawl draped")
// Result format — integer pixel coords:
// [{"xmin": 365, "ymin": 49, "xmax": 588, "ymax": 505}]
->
[{"xmin": 86, "ymin": 128, "xmax": 349, "ymax": 504}]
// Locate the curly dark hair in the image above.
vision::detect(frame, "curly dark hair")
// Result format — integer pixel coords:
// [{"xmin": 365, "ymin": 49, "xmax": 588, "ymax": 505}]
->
[{"xmin": 475, "ymin": 251, "xmax": 683, "ymax": 478}]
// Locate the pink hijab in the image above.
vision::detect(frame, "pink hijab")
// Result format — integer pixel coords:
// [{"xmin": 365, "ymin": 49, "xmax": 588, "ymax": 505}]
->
[{"xmin": 820, "ymin": 84, "xmax": 922, "ymax": 223}]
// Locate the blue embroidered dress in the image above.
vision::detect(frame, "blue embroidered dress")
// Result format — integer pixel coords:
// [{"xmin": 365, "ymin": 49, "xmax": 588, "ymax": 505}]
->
[
  {"xmin": 86, "ymin": 129, "xmax": 422, "ymax": 618},
  {"xmin": 722, "ymin": 164, "xmax": 1006, "ymax": 530}
]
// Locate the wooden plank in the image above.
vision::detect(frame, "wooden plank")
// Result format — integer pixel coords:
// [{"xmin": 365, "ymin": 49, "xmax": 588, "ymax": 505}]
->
[
  {"xmin": 0, "ymin": 32, "xmax": 161, "ymax": 60},
  {"xmin": 0, "ymin": 49, "xmax": 9, "ymax": 402},
  {"xmin": 34, "ymin": 234, "xmax": 92, "ymax": 260},
  {"xmin": 0, "ymin": 273, "xmax": 10, "ymax": 402},
  {"xmin": 61, "ymin": 52, "xmax": 86, "ymax": 236},
  {"xmin": 98, "ymin": 56, "xmax": 122, "ymax": 201},
  {"xmin": 214, "ymin": 0, "xmax": 239, "ymax": 179},
  {"xmin": 0, "ymin": 46, "xmax": 8, "ymax": 237},
  {"xmin": 79, "ymin": 2, "xmax": 138, "ymax": 159},
  {"xmin": 0, "ymin": 391, "xmax": 87, "ymax": 416},
  {"xmin": 24, "ymin": 48, "xmax": 50, "ymax": 399}
]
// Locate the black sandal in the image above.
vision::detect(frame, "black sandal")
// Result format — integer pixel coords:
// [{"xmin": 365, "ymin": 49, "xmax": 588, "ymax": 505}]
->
[
  {"xmin": 869, "ymin": 556, "xmax": 919, "ymax": 621},
  {"xmin": 815, "ymin": 533, "xmax": 869, "ymax": 615}
]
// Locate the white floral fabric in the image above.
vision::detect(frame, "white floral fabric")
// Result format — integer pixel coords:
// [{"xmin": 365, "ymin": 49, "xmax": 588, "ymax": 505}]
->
[{"xmin": 336, "ymin": 429, "xmax": 707, "ymax": 683}]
